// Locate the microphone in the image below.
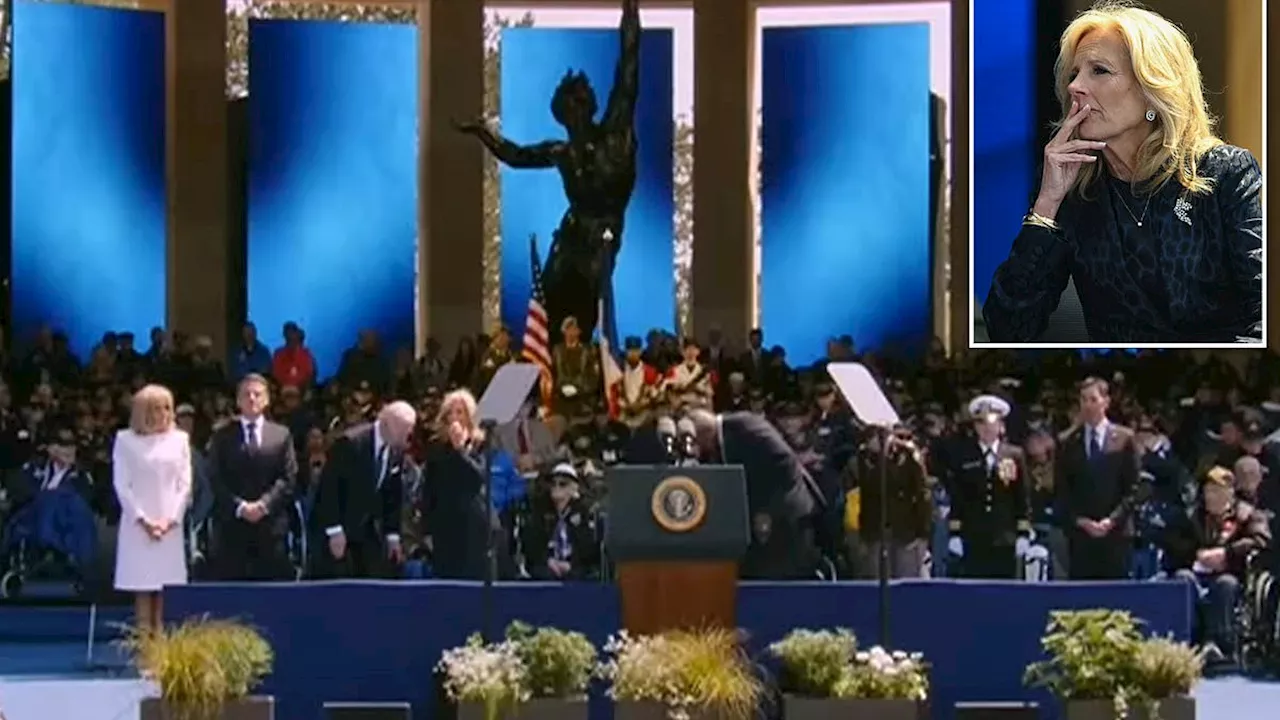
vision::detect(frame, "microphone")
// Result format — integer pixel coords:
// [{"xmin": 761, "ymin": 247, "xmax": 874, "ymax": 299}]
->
[
  {"xmin": 676, "ymin": 417, "xmax": 699, "ymax": 464},
  {"xmin": 656, "ymin": 416, "xmax": 678, "ymax": 462}
]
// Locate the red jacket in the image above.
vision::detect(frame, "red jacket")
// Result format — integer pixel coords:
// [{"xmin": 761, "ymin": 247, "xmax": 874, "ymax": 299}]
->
[{"xmin": 272, "ymin": 345, "xmax": 317, "ymax": 388}]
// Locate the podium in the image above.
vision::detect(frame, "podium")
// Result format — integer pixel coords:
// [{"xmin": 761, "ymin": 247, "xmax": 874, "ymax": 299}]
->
[{"xmin": 605, "ymin": 465, "xmax": 750, "ymax": 635}]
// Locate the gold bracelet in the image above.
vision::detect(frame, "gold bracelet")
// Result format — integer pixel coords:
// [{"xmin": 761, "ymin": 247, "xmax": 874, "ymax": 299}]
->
[{"xmin": 1022, "ymin": 211, "xmax": 1061, "ymax": 232}]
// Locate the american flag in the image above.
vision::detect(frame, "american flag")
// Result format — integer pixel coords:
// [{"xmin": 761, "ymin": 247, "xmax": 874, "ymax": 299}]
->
[{"xmin": 521, "ymin": 235, "xmax": 554, "ymax": 408}]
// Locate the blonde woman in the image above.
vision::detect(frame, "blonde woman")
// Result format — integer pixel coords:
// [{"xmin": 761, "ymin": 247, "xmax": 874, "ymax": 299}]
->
[
  {"xmin": 113, "ymin": 384, "xmax": 192, "ymax": 632},
  {"xmin": 422, "ymin": 389, "xmax": 511, "ymax": 580},
  {"xmin": 984, "ymin": 2, "xmax": 1263, "ymax": 344}
]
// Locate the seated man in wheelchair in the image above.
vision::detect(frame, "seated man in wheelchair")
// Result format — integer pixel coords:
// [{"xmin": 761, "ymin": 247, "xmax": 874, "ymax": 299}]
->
[
  {"xmin": 518, "ymin": 463, "xmax": 599, "ymax": 580},
  {"xmin": 1163, "ymin": 466, "xmax": 1272, "ymax": 665},
  {"xmin": 1, "ymin": 425, "xmax": 99, "ymax": 584}
]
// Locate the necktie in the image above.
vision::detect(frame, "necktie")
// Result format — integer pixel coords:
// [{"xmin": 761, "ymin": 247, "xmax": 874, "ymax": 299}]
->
[
  {"xmin": 1086, "ymin": 426, "xmax": 1096, "ymax": 459},
  {"xmin": 376, "ymin": 444, "xmax": 388, "ymax": 489},
  {"xmin": 245, "ymin": 422, "xmax": 258, "ymax": 448},
  {"xmin": 553, "ymin": 516, "xmax": 571, "ymax": 561},
  {"xmin": 518, "ymin": 421, "xmax": 530, "ymax": 455},
  {"xmin": 984, "ymin": 448, "xmax": 996, "ymax": 470}
]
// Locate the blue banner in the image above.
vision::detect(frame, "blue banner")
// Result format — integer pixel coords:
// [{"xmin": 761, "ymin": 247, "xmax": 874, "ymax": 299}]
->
[
  {"xmin": 11, "ymin": 1, "xmax": 166, "ymax": 355},
  {"xmin": 247, "ymin": 20, "xmax": 418, "ymax": 378},
  {"xmin": 761, "ymin": 24, "xmax": 931, "ymax": 364},
  {"xmin": 972, "ymin": 0, "xmax": 1036, "ymax": 304}
]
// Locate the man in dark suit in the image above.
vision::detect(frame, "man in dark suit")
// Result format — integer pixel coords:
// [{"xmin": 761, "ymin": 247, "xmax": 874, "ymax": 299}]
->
[
  {"xmin": 208, "ymin": 374, "xmax": 299, "ymax": 581},
  {"xmin": 685, "ymin": 409, "xmax": 826, "ymax": 572},
  {"xmin": 313, "ymin": 401, "xmax": 416, "ymax": 578},
  {"xmin": 1056, "ymin": 377, "xmax": 1139, "ymax": 580},
  {"xmin": 944, "ymin": 395, "xmax": 1031, "ymax": 579}
]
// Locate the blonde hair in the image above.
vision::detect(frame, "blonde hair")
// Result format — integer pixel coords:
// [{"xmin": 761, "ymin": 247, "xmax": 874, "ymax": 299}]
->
[
  {"xmin": 1055, "ymin": 1, "xmax": 1222, "ymax": 196},
  {"xmin": 130, "ymin": 384, "xmax": 175, "ymax": 435},
  {"xmin": 434, "ymin": 389, "xmax": 482, "ymax": 442}
]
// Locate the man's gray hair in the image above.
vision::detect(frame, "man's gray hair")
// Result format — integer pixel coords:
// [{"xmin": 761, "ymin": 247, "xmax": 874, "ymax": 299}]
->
[{"xmin": 380, "ymin": 400, "xmax": 417, "ymax": 425}]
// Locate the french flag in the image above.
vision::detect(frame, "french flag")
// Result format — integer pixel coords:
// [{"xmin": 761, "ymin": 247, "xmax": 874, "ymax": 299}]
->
[{"xmin": 596, "ymin": 297, "xmax": 624, "ymax": 419}]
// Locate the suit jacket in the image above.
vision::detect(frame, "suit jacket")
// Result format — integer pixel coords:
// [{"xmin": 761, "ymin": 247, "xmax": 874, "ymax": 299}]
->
[
  {"xmin": 313, "ymin": 423, "xmax": 405, "ymax": 545},
  {"xmin": 1163, "ymin": 499, "xmax": 1271, "ymax": 576},
  {"xmin": 944, "ymin": 438, "xmax": 1030, "ymax": 545},
  {"xmin": 1055, "ymin": 422, "xmax": 1139, "ymax": 539},
  {"xmin": 720, "ymin": 412, "xmax": 826, "ymax": 521},
  {"xmin": 208, "ymin": 418, "xmax": 297, "ymax": 535}
]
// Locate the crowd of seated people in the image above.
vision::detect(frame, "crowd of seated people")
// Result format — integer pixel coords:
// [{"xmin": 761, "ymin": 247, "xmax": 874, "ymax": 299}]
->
[{"xmin": 1, "ymin": 321, "xmax": 1279, "ymax": 666}]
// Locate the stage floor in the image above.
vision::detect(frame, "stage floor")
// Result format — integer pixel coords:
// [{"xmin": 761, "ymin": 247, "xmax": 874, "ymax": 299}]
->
[{"xmin": 0, "ymin": 676, "xmax": 1276, "ymax": 720}]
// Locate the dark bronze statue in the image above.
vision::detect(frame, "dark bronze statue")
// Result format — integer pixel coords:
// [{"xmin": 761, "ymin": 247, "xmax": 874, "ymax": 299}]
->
[{"xmin": 457, "ymin": 0, "xmax": 640, "ymax": 343}]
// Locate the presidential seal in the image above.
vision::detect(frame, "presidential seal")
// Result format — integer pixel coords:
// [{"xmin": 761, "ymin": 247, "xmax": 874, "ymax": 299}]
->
[{"xmin": 651, "ymin": 475, "xmax": 707, "ymax": 533}]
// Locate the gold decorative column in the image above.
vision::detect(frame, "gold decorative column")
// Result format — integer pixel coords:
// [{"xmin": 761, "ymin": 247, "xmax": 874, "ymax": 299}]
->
[
  {"xmin": 165, "ymin": 0, "xmax": 229, "ymax": 355},
  {"xmin": 691, "ymin": 0, "xmax": 754, "ymax": 342},
  {"xmin": 419, "ymin": 0, "xmax": 485, "ymax": 352},
  {"xmin": 949, "ymin": 0, "xmax": 969, "ymax": 351},
  {"xmin": 1269, "ymin": 0, "xmax": 1278, "ymax": 352}
]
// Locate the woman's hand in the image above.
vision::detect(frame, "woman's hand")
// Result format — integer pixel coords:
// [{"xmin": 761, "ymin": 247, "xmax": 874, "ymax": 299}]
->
[
  {"xmin": 1034, "ymin": 100, "xmax": 1107, "ymax": 219},
  {"xmin": 448, "ymin": 421, "xmax": 468, "ymax": 450}
]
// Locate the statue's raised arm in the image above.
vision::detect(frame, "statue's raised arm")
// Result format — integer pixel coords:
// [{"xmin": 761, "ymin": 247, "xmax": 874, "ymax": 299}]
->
[
  {"xmin": 454, "ymin": 120, "xmax": 564, "ymax": 169},
  {"xmin": 602, "ymin": 0, "xmax": 640, "ymax": 134}
]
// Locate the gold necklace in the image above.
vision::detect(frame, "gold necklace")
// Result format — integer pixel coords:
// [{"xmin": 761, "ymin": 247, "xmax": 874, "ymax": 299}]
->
[{"xmin": 1112, "ymin": 183, "xmax": 1152, "ymax": 227}]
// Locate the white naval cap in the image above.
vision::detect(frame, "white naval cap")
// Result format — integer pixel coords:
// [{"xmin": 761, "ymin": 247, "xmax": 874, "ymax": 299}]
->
[{"xmin": 968, "ymin": 394, "xmax": 1011, "ymax": 423}]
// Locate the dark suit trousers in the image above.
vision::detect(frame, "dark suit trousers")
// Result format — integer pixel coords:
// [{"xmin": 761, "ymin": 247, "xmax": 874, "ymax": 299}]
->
[
  {"xmin": 315, "ymin": 527, "xmax": 396, "ymax": 579},
  {"xmin": 1068, "ymin": 532, "xmax": 1129, "ymax": 580},
  {"xmin": 213, "ymin": 520, "xmax": 292, "ymax": 581},
  {"xmin": 963, "ymin": 537, "xmax": 1017, "ymax": 579}
]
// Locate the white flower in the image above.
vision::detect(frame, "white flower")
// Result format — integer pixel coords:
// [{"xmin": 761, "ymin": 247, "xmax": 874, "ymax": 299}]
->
[{"xmin": 436, "ymin": 639, "xmax": 531, "ymax": 705}]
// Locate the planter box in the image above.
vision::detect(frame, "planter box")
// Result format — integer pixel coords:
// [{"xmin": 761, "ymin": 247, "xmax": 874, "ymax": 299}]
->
[
  {"xmin": 324, "ymin": 701, "xmax": 412, "ymax": 720},
  {"xmin": 954, "ymin": 701, "xmax": 1039, "ymax": 720},
  {"xmin": 457, "ymin": 699, "xmax": 588, "ymax": 720},
  {"xmin": 784, "ymin": 696, "xmax": 928, "ymax": 720},
  {"xmin": 1066, "ymin": 697, "xmax": 1195, "ymax": 720},
  {"xmin": 614, "ymin": 701, "xmax": 730, "ymax": 720},
  {"xmin": 140, "ymin": 696, "xmax": 274, "ymax": 720}
]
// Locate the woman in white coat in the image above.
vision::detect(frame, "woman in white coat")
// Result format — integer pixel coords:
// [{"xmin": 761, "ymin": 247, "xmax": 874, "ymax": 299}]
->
[{"xmin": 113, "ymin": 384, "xmax": 192, "ymax": 633}]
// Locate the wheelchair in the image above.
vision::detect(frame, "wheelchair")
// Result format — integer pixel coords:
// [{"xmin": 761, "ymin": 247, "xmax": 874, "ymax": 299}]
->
[
  {"xmin": 0, "ymin": 506, "xmax": 91, "ymax": 599},
  {"xmin": 1239, "ymin": 550, "xmax": 1280, "ymax": 675}
]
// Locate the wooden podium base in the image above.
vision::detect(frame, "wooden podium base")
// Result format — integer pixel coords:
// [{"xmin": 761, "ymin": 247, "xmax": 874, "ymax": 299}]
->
[{"xmin": 618, "ymin": 561, "xmax": 738, "ymax": 635}]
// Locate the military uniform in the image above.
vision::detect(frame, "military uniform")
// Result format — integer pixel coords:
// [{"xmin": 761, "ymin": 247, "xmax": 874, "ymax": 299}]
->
[
  {"xmin": 552, "ymin": 317, "xmax": 600, "ymax": 423},
  {"xmin": 477, "ymin": 327, "xmax": 515, "ymax": 392},
  {"xmin": 855, "ymin": 434, "xmax": 933, "ymax": 578},
  {"xmin": 946, "ymin": 396, "xmax": 1031, "ymax": 579}
]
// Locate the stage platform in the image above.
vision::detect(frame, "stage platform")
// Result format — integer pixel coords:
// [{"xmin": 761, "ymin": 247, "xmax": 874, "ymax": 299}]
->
[
  {"xmin": 165, "ymin": 579, "xmax": 1198, "ymax": 720},
  {"xmin": 0, "ymin": 676, "xmax": 1274, "ymax": 720}
]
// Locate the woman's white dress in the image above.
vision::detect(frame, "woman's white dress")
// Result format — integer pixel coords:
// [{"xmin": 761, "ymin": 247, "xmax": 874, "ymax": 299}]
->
[{"xmin": 112, "ymin": 428, "xmax": 192, "ymax": 592}]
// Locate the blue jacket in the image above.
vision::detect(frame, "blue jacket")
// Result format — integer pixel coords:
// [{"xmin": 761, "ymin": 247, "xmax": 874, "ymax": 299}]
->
[
  {"xmin": 232, "ymin": 341, "xmax": 273, "ymax": 381},
  {"xmin": 489, "ymin": 450, "xmax": 526, "ymax": 511}
]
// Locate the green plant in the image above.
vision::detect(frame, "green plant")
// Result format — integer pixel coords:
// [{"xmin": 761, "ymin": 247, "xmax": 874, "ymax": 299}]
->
[
  {"xmin": 832, "ymin": 646, "xmax": 929, "ymax": 701},
  {"xmin": 1132, "ymin": 636, "xmax": 1203, "ymax": 701},
  {"xmin": 598, "ymin": 628, "xmax": 763, "ymax": 720},
  {"xmin": 436, "ymin": 634, "xmax": 530, "ymax": 720},
  {"xmin": 768, "ymin": 628, "xmax": 857, "ymax": 697},
  {"xmin": 1024, "ymin": 609, "xmax": 1145, "ymax": 714},
  {"xmin": 504, "ymin": 621, "xmax": 596, "ymax": 699},
  {"xmin": 119, "ymin": 616, "xmax": 273, "ymax": 720}
]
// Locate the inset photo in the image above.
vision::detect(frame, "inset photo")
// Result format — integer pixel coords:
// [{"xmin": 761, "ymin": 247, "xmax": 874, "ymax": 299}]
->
[{"xmin": 971, "ymin": 0, "xmax": 1265, "ymax": 348}]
